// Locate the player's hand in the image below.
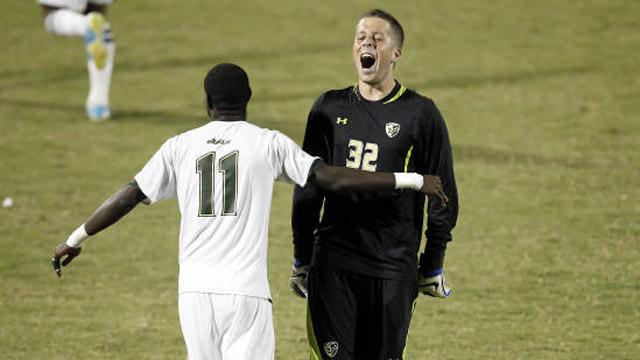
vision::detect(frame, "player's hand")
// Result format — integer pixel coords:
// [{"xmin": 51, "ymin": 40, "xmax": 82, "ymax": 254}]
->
[
  {"xmin": 290, "ymin": 263, "xmax": 310, "ymax": 299},
  {"xmin": 51, "ymin": 242, "xmax": 82, "ymax": 278},
  {"xmin": 419, "ymin": 269, "xmax": 452, "ymax": 298},
  {"xmin": 421, "ymin": 175, "xmax": 448, "ymax": 207}
]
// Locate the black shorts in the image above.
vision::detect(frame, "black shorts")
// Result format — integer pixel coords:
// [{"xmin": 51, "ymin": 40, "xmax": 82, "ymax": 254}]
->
[{"xmin": 306, "ymin": 264, "xmax": 418, "ymax": 360}]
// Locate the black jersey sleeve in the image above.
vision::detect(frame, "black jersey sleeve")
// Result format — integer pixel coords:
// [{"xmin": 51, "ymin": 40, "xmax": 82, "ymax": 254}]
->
[
  {"xmin": 419, "ymin": 101, "xmax": 459, "ymax": 273},
  {"xmin": 291, "ymin": 94, "xmax": 330, "ymax": 264}
]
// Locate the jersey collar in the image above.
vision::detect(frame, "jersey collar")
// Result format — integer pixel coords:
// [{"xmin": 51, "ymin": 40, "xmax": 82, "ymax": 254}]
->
[{"xmin": 353, "ymin": 81, "xmax": 407, "ymax": 105}]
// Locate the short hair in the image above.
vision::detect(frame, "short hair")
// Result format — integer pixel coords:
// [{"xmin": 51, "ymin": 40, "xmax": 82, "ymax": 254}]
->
[
  {"xmin": 204, "ymin": 63, "xmax": 252, "ymax": 111},
  {"xmin": 359, "ymin": 9, "xmax": 404, "ymax": 48}
]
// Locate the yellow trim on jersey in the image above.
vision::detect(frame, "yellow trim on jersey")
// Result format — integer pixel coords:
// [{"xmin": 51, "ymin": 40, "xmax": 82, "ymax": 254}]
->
[
  {"xmin": 383, "ymin": 85, "xmax": 407, "ymax": 104},
  {"xmin": 307, "ymin": 306, "xmax": 322, "ymax": 360},
  {"xmin": 352, "ymin": 82, "xmax": 361, "ymax": 101},
  {"xmin": 402, "ymin": 297, "xmax": 419, "ymax": 359},
  {"xmin": 404, "ymin": 145, "xmax": 414, "ymax": 172}
]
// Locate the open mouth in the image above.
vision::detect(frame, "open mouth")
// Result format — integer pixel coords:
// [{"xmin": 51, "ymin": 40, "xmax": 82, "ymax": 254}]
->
[{"xmin": 360, "ymin": 53, "xmax": 376, "ymax": 70}]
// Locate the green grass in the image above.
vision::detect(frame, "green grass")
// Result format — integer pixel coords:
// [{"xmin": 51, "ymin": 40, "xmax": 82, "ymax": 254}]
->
[{"xmin": 1, "ymin": 0, "xmax": 639, "ymax": 358}]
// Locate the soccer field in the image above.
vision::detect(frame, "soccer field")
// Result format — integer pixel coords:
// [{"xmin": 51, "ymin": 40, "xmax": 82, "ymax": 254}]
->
[{"xmin": 1, "ymin": 0, "xmax": 639, "ymax": 359}]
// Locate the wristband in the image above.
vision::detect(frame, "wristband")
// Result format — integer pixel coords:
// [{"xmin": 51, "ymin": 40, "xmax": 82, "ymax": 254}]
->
[
  {"xmin": 393, "ymin": 173, "xmax": 424, "ymax": 190},
  {"xmin": 294, "ymin": 258, "xmax": 310, "ymax": 267},
  {"xmin": 423, "ymin": 268, "xmax": 444, "ymax": 277},
  {"xmin": 65, "ymin": 224, "xmax": 89, "ymax": 248}
]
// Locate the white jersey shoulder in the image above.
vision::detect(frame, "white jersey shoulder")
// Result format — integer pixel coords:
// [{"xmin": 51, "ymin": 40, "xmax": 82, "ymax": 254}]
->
[{"xmin": 135, "ymin": 120, "xmax": 318, "ymax": 299}]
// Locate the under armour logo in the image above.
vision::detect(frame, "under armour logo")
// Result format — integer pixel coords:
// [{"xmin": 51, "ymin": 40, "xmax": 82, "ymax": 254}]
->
[
  {"xmin": 336, "ymin": 117, "xmax": 348, "ymax": 125},
  {"xmin": 324, "ymin": 341, "xmax": 339, "ymax": 358}
]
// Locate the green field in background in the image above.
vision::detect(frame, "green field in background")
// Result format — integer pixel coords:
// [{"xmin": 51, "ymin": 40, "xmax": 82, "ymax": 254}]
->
[{"xmin": 1, "ymin": 1, "xmax": 638, "ymax": 359}]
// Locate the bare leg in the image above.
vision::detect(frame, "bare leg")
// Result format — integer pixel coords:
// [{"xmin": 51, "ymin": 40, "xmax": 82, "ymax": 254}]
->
[
  {"xmin": 84, "ymin": 4, "xmax": 107, "ymax": 15},
  {"xmin": 41, "ymin": 5, "xmax": 57, "ymax": 17}
]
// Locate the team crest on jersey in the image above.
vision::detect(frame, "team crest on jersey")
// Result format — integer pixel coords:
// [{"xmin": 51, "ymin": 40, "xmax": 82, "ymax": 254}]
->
[
  {"xmin": 324, "ymin": 341, "xmax": 339, "ymax": 358},
  {"xmin": 385, "ymin": 122, "xmax": 401, "ymax": 138}
]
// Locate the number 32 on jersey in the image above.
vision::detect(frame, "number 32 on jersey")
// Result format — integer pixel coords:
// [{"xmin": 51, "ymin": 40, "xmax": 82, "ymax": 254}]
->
[
  {"xmin": 196, "ymin": 151, "xmax": 238, "ymax": 217},
  {"xmin": 346, "ymin": 139, "xmax": 378, "ymax": 172}
]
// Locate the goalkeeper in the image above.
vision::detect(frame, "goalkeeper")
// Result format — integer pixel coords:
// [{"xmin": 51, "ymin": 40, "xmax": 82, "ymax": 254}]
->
[{"xmin": 290, "ymin": 8, "xmax": 459, "ymax": 360}]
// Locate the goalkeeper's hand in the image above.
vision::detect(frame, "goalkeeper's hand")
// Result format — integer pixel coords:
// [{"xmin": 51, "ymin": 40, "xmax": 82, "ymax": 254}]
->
[
  {"xmin": 290, "ymin": 262, "xmax": 310, "ymax": 299},
  {"xmin": 419, "ymin": 269, "xmax": 452, "ymax": 298}
]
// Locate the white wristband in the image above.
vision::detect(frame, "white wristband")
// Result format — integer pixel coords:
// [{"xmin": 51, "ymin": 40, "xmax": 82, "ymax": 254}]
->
[
  {"xmin": 65, "ymin": 224, "xmax": 89, "ymax": 248},
  {"xmin": 394, "ymin": 173, "xmax": 424, "ymax": 190}
]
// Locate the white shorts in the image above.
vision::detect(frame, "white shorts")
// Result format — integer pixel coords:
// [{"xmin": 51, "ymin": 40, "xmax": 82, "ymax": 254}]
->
[
  {"xmin": 179, "ymin": 293, "xmax": 275, "ymax": 360},
  {"xmin": 38, "ymin": 0, "xmax": 112, "ymax": 13}
]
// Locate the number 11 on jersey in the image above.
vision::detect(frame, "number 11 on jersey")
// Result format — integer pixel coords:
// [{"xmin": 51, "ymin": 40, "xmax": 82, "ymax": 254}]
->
[{"xmin": 196, "ymin": 151, "xmax": 239, "ymax": 217}]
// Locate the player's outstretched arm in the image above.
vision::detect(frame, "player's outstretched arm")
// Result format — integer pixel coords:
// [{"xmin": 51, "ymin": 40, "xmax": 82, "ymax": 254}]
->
[
  {"xmin": 312, "ymin": 163, "xmax": 448, "ymax": 205},
  {"xmin": 51, "ymin": 181, "xmax": 148, "ymax": 278}
]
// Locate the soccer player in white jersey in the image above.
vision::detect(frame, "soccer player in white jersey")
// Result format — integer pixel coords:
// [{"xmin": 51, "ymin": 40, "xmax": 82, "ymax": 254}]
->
[
  {"xmin": 50, "ymin": 63, "xmax": 448, "ymax": 360},
  {"xmin": 39, "ymin": 0, "xmax": 115, "ymax": 121}
]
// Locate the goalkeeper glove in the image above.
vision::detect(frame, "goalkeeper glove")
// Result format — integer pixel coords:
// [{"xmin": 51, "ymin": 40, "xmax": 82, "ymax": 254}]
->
[
  {"xmin": 290, "ymin": 261, "xmax": 310, "ymax": 299},
  {"xmin": 419, "ymin": 268, "xmax": 452, "ymax": 298}
]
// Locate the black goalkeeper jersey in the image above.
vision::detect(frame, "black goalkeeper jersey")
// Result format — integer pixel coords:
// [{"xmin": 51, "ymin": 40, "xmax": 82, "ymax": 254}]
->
[{"xmin": 292, "ymin": 82, "xmax": 459, "ymax": 281}]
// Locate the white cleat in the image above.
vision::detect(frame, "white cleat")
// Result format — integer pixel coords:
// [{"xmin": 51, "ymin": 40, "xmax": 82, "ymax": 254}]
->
[{"xmin": 86, "ymin": 105, "xmax": 111, "ymax": 121}]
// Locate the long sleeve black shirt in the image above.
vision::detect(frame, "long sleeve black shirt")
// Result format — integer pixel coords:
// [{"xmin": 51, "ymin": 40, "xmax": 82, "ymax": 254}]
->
[{"xmin": 292, "ymin": 82, "xmax": 458, "ymax": 281}]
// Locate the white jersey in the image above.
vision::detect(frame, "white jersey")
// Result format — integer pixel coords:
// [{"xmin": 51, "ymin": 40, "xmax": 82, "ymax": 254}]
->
[{"xmin": 135, "ymin": 120, "xmax": 318, "ymax": 299}]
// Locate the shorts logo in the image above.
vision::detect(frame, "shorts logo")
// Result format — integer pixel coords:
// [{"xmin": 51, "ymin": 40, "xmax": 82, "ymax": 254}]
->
[
  {"xmin": 385, "ymin": 122, "xmax": 400, "ymax": 138},
  {"xmin": 324, "ymin": 341, "xmax": 339, "ymax": 358}
]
